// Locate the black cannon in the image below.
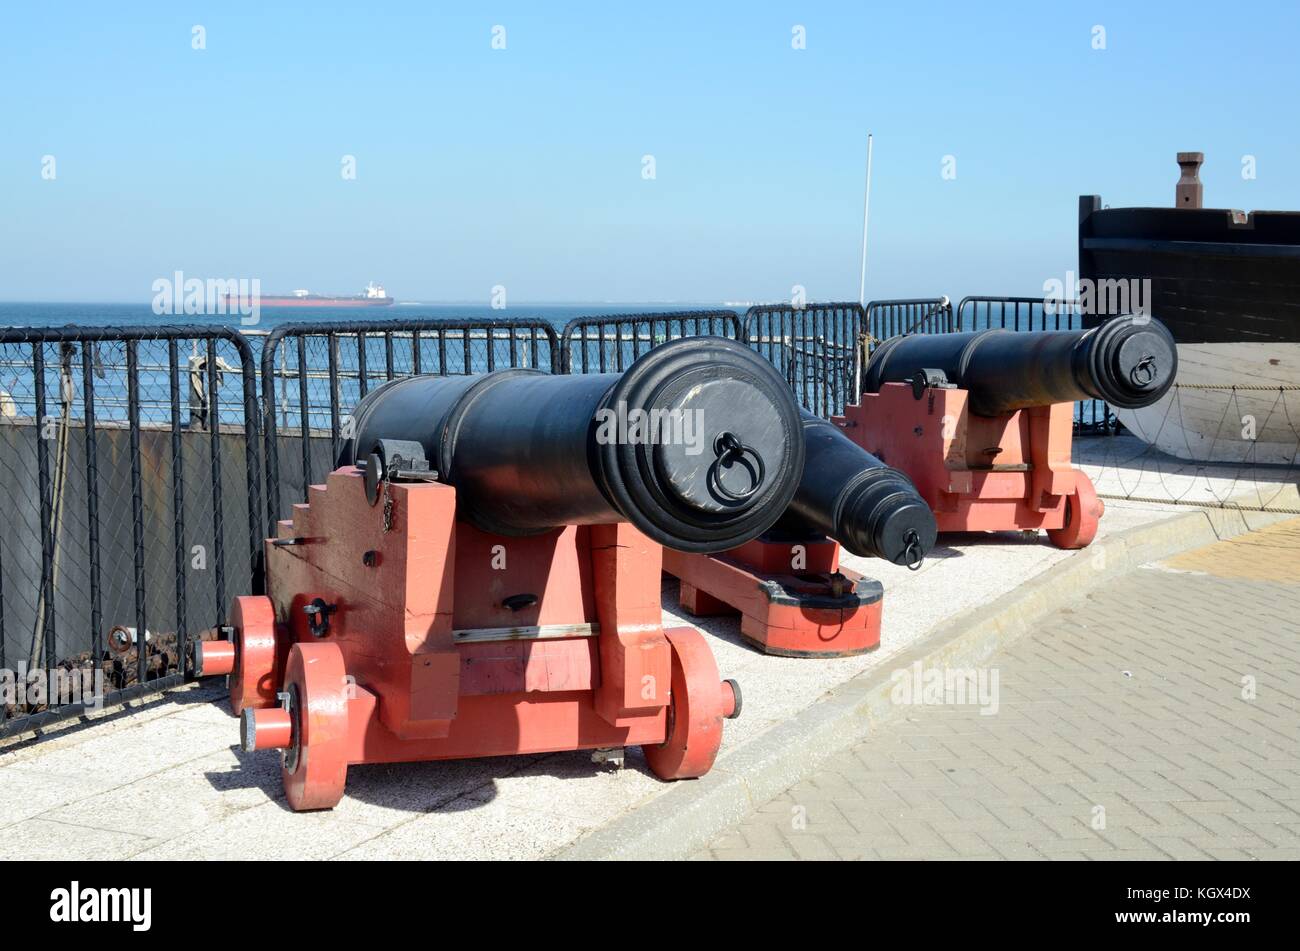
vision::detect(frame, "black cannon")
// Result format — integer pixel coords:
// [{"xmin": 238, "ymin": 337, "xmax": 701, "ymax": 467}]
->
[
  {"xmin": 662, "ymin": 408, "xmax": 936, "ymax": 657},
  {"xmin": 861, "ymin": 314, "xmax": 1177, "ymax": 417},
  {"xmin": 775, "ymin": 411, "xmax": 938, "ymax": 566},
  {"xmin": 343, "ymin": 336, "xmax": 805, "ymax": 553}
]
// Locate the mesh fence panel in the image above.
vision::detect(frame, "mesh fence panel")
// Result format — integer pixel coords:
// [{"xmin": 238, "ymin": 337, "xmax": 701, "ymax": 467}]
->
[
  {"xmin": 0, "ymin": 328, "xmax": 260, "ymax": 736},
  {"xmin": 559, "ymin": 310, "xmax": 742, "ymax": 374},
  {"xmin": 864, "ymin": 297, "xmax": 957, "ymax": 344},
  {"xmin": 742, "ymin": 303, "xmax": 864, "ymax": 418}
]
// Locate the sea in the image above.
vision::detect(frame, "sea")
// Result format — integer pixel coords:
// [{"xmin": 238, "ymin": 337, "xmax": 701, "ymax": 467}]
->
[
  {"xmin": 0, "ymin": 301, "xmax": 747, "ymax": 333},
  {"xmin": 0, "ymin": 300, "xmax": 757, "ymax": 431}
]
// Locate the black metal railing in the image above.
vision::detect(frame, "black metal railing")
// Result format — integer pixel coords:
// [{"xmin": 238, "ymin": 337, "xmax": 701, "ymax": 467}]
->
[
  {"xmin": 958, "ymin": 295, "xmax": 1086, "ymax": 332},
  {"xmin": 865, "ymin": 297, "xmax": 957, "ymax": 343},
  {"xmin": 742, "ymin": 302, "xmax": 864, "ymax": 418},
  {"xmin": 559, "ymin": 310, "xmax": 743, "ymax": 374},
  {"xmin": 0, "ymin": 326, "xmax": 261, "ymax": 739},
  {"xmin": 260, "ymin": 319, "xmax": 559, "ymax": 527},
  {"xmin": 956, "ymin": 296, "xmax": 1116, "ymax": 432}
]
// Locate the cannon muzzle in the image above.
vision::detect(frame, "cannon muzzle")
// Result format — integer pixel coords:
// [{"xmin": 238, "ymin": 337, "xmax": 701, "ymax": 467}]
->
[
  {"xmin": 861, "ymin": 314, "xmax": 1177, "ymax": 417},
  {"xmin": 345, "ymin": 336, "xmax": 806, "ymax": 553},
  {"xmin": 776, "ymin": 411, "xmax": 938, "ymax": 566}
]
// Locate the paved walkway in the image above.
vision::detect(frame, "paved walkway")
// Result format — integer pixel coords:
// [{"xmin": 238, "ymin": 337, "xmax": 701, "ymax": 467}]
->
[{"xmin": 696, "ymin": 518, "xmax": 1300, "ymax": 860}]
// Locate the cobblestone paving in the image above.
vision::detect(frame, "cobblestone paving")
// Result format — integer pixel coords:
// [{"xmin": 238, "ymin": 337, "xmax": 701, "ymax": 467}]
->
[{"xmin": 695, "ymin": 519, "xmax": 1300, "ymax": 860}]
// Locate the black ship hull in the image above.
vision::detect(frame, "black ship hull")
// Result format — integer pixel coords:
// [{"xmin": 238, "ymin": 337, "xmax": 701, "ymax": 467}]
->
[{"xmin": 1078, "ymin": 196, "xmax": 1300, "ymax": 463}]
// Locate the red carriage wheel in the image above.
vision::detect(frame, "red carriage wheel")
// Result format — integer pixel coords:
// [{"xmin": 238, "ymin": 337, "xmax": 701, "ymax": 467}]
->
[
  {"xmin": 643, "ymin": 626, "xmax": 737, "ymax": 781},
  {"xmin": 227, "ymin": 595, "xmax": 280, "ymax": 716},
  {"xmin": 280, "ymin": 641, "xmax": 350, "ymax": 811},
  {"xmin": 1047, "ymin": 472, "xmax": 1104, "ymax": 550}
]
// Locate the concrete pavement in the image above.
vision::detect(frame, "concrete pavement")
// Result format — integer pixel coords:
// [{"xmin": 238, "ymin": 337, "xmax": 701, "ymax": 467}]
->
[{"xmin": 694, "ymin": 518, "xmax": 1300, "ymax": 860}]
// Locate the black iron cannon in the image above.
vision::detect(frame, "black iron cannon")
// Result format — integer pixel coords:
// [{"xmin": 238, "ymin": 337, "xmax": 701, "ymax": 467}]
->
[
  {"xmin": 861, "ymin": 314, "xmax": 1178, "ymax": 417},
  {"xmin": 343, "ymin": 336, "xmax": 806, "ymax": 553},
  {"xmin": 776, "ymin": 411, "xmax": 938, "ymax": 566}
]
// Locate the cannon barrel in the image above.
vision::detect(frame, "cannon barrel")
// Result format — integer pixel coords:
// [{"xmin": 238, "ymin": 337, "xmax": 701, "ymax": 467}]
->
[
  {"xmin": 861, "ymin": 314, "xmax": 1177, "ymax": 417},
  {"xmin": 345, "ymin": 336, "xmax": 806, "ymax": 554},
  {"xmin": 776, "ymin": 411, "xmax": 938, "ymax": 566}
]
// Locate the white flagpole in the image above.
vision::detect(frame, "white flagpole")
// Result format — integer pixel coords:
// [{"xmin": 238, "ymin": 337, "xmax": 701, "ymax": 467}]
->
[{"xmin": 858, "ymin": 133, "xmax": 873, "ymax": 307}]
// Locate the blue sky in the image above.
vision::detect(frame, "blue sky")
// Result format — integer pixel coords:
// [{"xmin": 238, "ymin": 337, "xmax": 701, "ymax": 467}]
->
[{"xmin": 2, "ymin": 1, "xmax": 1297, "ymax": 304}]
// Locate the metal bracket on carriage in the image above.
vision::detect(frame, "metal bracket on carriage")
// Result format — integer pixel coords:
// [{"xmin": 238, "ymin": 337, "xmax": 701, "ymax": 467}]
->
[
  {"xmin": 909, "ymin": 368, "xmax": 953, "ymax": 400},
  {"xmin": 304, "ymin": 598, "xmax": 338, "ymax": 638},
  {"xmin": 360, "ymin": 438, "xmax": 439, "ymax": 506}
]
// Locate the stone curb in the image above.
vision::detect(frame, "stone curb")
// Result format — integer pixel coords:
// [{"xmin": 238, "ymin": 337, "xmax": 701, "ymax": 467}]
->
[{"xmin": 552, "ymin": 495, "xmax": 1298, "ymax": 861}]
